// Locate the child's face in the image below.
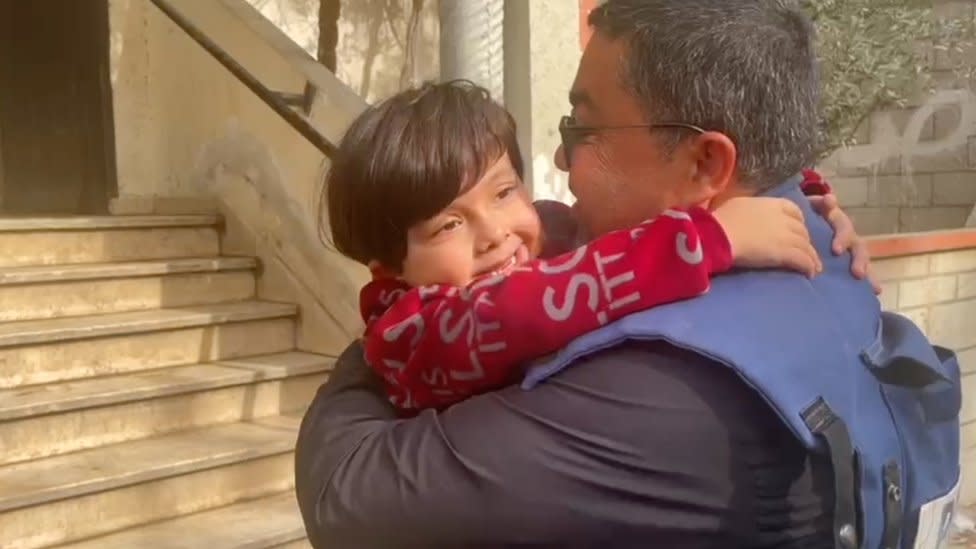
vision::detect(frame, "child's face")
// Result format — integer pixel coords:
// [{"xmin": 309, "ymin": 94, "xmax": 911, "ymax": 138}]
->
[{"xmin": 397, "ymin": 153, "xmax": 542, "ymax": 287}]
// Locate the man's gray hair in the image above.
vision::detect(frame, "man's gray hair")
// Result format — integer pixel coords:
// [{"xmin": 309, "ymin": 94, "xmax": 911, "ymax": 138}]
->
[{"xmin": 589, "ymin": 0, "xmax": 820, "ymax": 190}]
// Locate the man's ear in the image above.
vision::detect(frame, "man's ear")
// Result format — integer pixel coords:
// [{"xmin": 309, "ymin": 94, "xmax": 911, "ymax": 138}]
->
[
  {"xmin": 367, "ymin": 260, "xmax": 397, "ymax": 280},
  {"xmin": 688, "ymin": 131, "xmax": 738, "ymax": 204}
]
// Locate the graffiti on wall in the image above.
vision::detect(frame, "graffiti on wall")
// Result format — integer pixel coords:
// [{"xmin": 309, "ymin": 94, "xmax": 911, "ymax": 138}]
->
[{"xmin": 823, "ymin": 88, "xmax": 976, "ymax": 226}]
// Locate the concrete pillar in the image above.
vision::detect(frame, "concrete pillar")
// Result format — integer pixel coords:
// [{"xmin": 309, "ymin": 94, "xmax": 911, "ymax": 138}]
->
[
  {"xmin": 438, "ymin": 0, "xmax": 505, "ymax": 102},
  {"xmin": 502, "ymin": 0, "xmax": 582, "ymax": 202}
]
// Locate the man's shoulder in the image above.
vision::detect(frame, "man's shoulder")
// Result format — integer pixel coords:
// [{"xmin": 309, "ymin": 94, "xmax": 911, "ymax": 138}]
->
[
  {"xmin": 555, "ymin": 340, "xmax": 777, "ymax": 423},
  {"xmin": 463, "ymin": 340, "xmax": 792, "ymax": 460}
]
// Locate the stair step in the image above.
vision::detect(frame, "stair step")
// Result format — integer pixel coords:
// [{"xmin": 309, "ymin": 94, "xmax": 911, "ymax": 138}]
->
[
  {"xmin": 0, "ymin": 258, "xmax": 259, "ymax": 322},
  {"xmin": 0, "ymin": 351, "xmax": 332, "ymax": 421},
  {"xmin": 0, "ymin": 301, "xmax": 296, "ymax": 348},
  {"xmin": 0, "ymin": 256, "xmax": 255, "ymax": 285},
  {"xmin": 269, "ymin": 540, "xmax": 314, "ymax": 549},
  {"xmin": 0, "ymin": 420, "xmax": 301, "ymax": 549},
  {"xmin": 0, "ymin": 353, "xmax": 330, "ymax": 466},
  {"xmin": 53, "ymin": 492, "xmax": 306, "ymax": 549},
  {"xmin": 0, "ymin": 303, "xmax": 298, "ymax": 388},
  {"xmin": 0, "ymin": 215, "xmax": 220, "ymax": 232},
  {"xmin": 0, "ymin": 416, "xmax": 299, "ymax": 512},
  {"xmin": 0, "ymin": 218, "xmax": 221, "ymax": 268}
]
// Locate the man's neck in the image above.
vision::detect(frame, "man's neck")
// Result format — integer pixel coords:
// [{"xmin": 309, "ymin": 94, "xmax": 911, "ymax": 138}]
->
[{"xmin": 704, "ymin": 172, "xmax": 806, "ymax": 210}]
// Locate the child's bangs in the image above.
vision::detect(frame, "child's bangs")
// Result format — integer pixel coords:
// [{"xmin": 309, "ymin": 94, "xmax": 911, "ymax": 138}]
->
[{"xmin": 394, "ymin": 92, "xmax": 511, "ymax": 226}]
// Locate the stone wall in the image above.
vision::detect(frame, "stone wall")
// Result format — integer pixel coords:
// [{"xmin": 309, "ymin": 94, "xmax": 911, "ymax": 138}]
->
[
  {"xmin": 873, "ymin": 242, "xmax": 976, "ymax": 501},
  {"xmin": 109, "ymin": 0, "xmax": 369, "ymax": 357},
  {"xmin": 823, "ymin": 0, "xmax": 976, "ymax": 235},
  {"xmin": 247, "ymin": 0, "xmax": 439, "ymax": 103}
]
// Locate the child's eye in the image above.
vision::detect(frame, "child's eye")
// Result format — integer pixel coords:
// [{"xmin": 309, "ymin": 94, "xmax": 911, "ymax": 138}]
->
[
  {"xmin": 438, "ymin": 219, "xmax": 462, "ymax": 234},
  {"xmin": 497, "ymin": 186, "xmax": 516, "ymax": 200}
]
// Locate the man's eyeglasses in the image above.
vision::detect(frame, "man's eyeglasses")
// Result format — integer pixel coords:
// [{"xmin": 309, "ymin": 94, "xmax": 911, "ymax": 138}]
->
[{"xmin": 558, "ymin": 115, "xmax": 706, "ymax": 167}]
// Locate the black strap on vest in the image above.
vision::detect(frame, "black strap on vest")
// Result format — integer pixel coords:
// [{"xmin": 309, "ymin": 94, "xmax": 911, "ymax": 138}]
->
[
  {"xmin": 802, "ymin": 398, "xmax": 859, "ymax": 549},
  {"xmin": 881, "ymin": 461, "xmax": 904, "ymax": 549}
]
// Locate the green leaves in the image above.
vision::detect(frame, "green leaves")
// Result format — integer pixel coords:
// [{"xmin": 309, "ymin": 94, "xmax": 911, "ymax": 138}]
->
[{"xmin": 804, "ymin": 0, "xmax": 975, "ymax": 159}]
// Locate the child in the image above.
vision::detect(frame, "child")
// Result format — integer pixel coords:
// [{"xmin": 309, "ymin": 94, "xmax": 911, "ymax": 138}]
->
[{"xmin": 324, "ymin": 80, "xmax": 841, "ymax": 415}]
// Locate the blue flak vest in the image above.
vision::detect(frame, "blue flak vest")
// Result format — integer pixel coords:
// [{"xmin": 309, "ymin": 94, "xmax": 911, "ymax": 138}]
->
[{"xmin": 523, "ymin": 175, "xmax": 962, "ymax": 549}]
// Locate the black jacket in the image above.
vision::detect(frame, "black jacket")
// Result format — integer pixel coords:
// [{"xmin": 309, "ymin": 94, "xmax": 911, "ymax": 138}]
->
[{"xmin": 295, "ymin": 340, "xmax": 834, "ymax": 548}]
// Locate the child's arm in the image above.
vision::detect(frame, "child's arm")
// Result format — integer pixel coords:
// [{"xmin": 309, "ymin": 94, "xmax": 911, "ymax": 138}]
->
[{"xmin": 364, "ymin": 200, "xmax": 815, "ymax": 413}]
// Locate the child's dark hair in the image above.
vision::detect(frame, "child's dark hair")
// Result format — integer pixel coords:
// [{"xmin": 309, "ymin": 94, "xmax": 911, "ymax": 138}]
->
[{"xmin": 321, "ymin": 80, "xmax": 524, "ymax": 270}]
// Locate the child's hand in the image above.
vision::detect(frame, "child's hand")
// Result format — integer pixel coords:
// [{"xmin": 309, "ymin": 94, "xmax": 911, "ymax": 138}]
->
[
  {"xmin": 714, "ymin": 197, "xmax": 822, "ymax": 277},
  {"xmin": 808, "ymin": 193, "xmax": 881, "ymax": 294}
]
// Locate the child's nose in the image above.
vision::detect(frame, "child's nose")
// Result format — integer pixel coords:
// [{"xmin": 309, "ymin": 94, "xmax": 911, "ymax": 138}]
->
[{"xmin": 476, "ymin": 223, "xmax": 508, "ymax": 253}]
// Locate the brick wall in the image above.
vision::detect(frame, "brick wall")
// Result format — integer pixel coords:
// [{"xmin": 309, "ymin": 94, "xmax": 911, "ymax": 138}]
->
[
  {"xmin": 873, "ymin": 244, "xmax": 976, "ymax": 501},
  {"xmin": 821, "ymin": 0, "xmax": 976, "ymax": 235}
]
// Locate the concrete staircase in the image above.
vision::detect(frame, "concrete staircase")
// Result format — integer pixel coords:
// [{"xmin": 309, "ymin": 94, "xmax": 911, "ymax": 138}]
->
[{"xmin": 0, "ymin": 215, "xmax": 327, "ymax": 549}]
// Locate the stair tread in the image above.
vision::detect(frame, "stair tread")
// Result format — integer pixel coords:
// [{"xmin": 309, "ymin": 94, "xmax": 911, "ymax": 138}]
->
[
  {"xmin": 0, "ymin": 256, "xmax": 256, "ymax": 285},
  {"xmin": 0, "ymin": 351, "xmax": 333, "ymax": 421},
  {"xmin": 0, "ymin": 215, "xmax": 220, "ymax": 232},
  {"xmin": 0, "ymin": 301, "xmax": 297, "ymax": 347},
  {"xmin": 53, "ymin": 492, "xmax": 306, "ymax": 549},
  {"xmin": 0, "ymin": 417, "xmax": 301, "ymax": 513}
]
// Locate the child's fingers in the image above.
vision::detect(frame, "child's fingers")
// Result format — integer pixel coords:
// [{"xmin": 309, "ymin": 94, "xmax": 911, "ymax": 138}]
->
[
  {"xmin": 807, "ymin": 195, "xmax": 827, "ymax": 214},
  {"xmin": 831, "ymin": 219, "xmax": 856, "ymax": 255},
  {"xmin": 809, "ymin": 193, "xmax": 837, "ymax": 215},
  {"xmin": 850, "ymin": 238, "xmax": 870, "ymax": 278},
  {"xmin": 781, "ymin": 199, "xmax": 805, "ymax": 221},
  {"xmin": 790, "ymin": 221, "xmax": 821, "ymax": 273},
  {"xmin": 779, "ymin": 236, "xmax": 819, "ymax": 278},
  {"xmin": 790, "ymin": 246, "xmax": 819, "ymax": 278},
  {"xmin": 803, "ymin": 237, "xmax": 823, "ymax": 275}
]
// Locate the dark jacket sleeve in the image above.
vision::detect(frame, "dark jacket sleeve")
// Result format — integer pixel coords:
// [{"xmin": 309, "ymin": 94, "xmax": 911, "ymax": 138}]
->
[{"xmin": 294, "ymin": 341, "xmax": 832, "ymax": 549}]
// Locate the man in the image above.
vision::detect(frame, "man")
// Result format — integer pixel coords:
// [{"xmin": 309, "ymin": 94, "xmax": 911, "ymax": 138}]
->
[{"xmin": 295, "ymin": 1, "xmax": 960, "ymax": 548}]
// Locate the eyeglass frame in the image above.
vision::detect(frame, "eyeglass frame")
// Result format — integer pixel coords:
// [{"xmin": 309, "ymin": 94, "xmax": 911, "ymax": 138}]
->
[{"xmin": 558, "ymin": 115, "xmax": 706, "ymax": 167}]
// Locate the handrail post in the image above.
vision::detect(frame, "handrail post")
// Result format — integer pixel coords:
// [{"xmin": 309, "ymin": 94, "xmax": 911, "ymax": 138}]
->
[{"xmin": 148, "ymin": 0, "xmax": 337, "ymax": 158}]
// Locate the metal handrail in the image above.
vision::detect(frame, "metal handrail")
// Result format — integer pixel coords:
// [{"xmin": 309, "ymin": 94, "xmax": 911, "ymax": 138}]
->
[{"xmin": 149, "ymin": 0, "xmax": 337, "ymax": 157}]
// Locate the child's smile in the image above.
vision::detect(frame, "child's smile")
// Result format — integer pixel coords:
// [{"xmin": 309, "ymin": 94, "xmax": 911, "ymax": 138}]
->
[{"xmin": 397, "ymin": 153, "xmax": 543, "ymax": 288}]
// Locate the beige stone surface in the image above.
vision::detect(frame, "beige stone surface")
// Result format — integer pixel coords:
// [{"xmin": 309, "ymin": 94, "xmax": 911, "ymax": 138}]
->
[
  {"xmin": 868, "ymin": 175, "xmax": 934, "ymax": 207},
  {"xmin": 0, "ymin": 215, "xmax": 219, "ymax": 231},
  {"xmin": 0, "ymin": 371, "xmax": 326, "ymax": 466},
  {"xmin": 0, "ymin": 453, "xmax": 294, "ymax": 549},
  {"xmin": 0, "ymin": 301, "xmax": 295, "ymax": 348},
  {"xmin": 0, "ymin": 419, "xmax": 297, "ymax": 512},
  {"xmin": 0, "ymin": 227, "xmax": 219, "ymax": 267},
  {"xmin": 878, "ymin": 281, "xmax": 901, "ymax": 310},
  {"xmin": 898, "ymin": 274, "xmax": 959, "ymax": 308},
  {"xmin": 0, "ymin": 351, "xmax": 331, "ymax": 421},
  {"xmin": 55, "ymin": 491, "xmax": 305, "ymax": 549},
  {"xmin": 965, "ymin": 446, "xmax": 976, "ymax": 510},
  {"xmin": 931, "ymin": 248, "xmax": 976, "ymax": 274},
  {"xmin": 0, "ymin": 256, "xmax": 255, "ymax": 284},
  {"xmin": 0, "ymin": 317, "xmax": 295, "ymax": 388},
  {"xmin": 958, "ymin": 271, "xmax": 976, "ymax": 299},
  {"xmin": 928, "ymin": 298, "xmax": 976, "ymax": 349},
  {"xmin": 828, "ymin": 176, "xmax": 871, "ymax": 207},
  {"xmin": 901, "ymin": 207, "xmax": 974, "ymax": 232},
  {"xmin": 933, "ymin": 172, "xmax": 976, "ymax": 206},
  {"xmin": 843, "ymin": 207, "xmax": 901, "ymax": 236},
  {"xmin": 873, "ymin": 255, "xmax": 932, "ymax": 282},
  {"xmin": 963, "ymin": 375, "xmax": 976, "ymax": 426},
  {"xmin": 0, "ymin": 271, "xmax": 256, "ymax": 322},
  {"xmin": 960, "ymin": 346, "xmax": 976, "ymax": 375},
  {"xmin": 269, "ymin": 540, "xmax": 314, "ymax": 549},
  {"xmin": 107, "ymin": 0, "xmax": 372, "ymax": 355}
]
